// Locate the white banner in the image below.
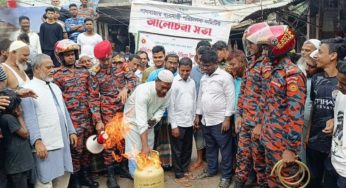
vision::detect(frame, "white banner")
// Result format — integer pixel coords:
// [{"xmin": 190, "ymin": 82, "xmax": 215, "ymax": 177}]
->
[
  {"xmin": 129, "ymin": 0, "xmax": 235, "ymax": 43},
  {"xmin": 137, "ymin": 32, "xmax": 206, "ymax": 66}
]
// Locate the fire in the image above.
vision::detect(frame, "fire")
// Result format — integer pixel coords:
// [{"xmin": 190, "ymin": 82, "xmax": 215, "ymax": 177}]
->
[
  {"xmin": 104, "ymin": 112, "xmax": 130, "ymax": 162},
  {"xmin": 136, "ymin": 150, "xmax": 161, "ymax": 171},
  {"xmin": 104, "ymin": 112, "xmax": 161, "ymax": 170}
]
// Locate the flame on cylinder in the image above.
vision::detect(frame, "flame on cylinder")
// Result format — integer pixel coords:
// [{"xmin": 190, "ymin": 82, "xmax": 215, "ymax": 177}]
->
[
  {"xmin": 136, "ymin": 150, "xmax": 161, "ymax": 171},
  {"xmin": 104, "ymin": 112, "xmax": 161, "ymax": 170},
  {"xmin": 103, "ymin": 112, "xmax": 129, "ymax": 162}
]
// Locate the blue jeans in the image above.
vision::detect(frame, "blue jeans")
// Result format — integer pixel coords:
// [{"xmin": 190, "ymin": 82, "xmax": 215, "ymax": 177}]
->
[{"xmin": 202, "ymin": 123, "xmax": 233, "ymax": 179}]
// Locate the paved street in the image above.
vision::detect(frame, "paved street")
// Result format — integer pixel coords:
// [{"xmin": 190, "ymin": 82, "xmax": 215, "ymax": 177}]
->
[{"xmin": 94, "ymin": 140, "xmax": 246, "ymax": 188}]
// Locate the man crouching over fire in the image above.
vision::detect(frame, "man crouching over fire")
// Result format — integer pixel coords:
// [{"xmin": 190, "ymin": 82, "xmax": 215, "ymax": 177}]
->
[{"xmin": 123, "ymin": 69, "xmax": 174, "ymax": 177}]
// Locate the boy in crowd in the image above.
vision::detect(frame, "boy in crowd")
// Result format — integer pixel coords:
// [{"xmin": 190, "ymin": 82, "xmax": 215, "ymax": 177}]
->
[
  {"xmin": 168, "ymin": 57, "xmax": 196, "ymax": 187},
  {"xmin": 0, "ymin": 89, "xmax": 34, "ymax": 188},
  {"xmin": 307, "ymin": 37, "xmax": 346, "ymax": 187}
]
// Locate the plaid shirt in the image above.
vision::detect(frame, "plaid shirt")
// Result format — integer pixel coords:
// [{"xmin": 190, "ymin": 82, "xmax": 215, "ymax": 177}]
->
[{"xmin": 65, "ymin": 17, "xmax": 85, "ymax": 43}]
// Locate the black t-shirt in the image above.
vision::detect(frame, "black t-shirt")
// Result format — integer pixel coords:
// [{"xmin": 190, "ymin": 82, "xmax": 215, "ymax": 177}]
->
[
  {"xmin": 39, "ymin": 22, "xmax": 63, "ymax": 51},
  {"xmin": 308, "ymin": 72, "xmax": 338, "ymax": 153},
  {"xmin": 0, "ymin": 114, "xmax": 34, "ymax": 174}
]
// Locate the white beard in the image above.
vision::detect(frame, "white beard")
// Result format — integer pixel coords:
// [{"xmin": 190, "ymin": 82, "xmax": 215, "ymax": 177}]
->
[
  {"xmin": 44, "ymin": 76, "xmax": 54, "ymax": 83},
  {"xmin": 16, "ymin": 61, "xmax": 28, "ymax": 71}
]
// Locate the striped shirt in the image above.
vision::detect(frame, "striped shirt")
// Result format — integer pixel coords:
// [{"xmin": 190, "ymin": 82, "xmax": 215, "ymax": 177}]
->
[{"xmin": 0, "ymin": 66, "xmax": 6, "ymax": 81}]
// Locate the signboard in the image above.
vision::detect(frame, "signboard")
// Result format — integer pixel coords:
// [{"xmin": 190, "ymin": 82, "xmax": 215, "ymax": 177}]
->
[
  {"xmin": 137, "ymin": 32, "xmax": 206, "ymax": 66},
  {"xmin": 129, "ymin": 0, "xmax": 235, "ymax": 43}
]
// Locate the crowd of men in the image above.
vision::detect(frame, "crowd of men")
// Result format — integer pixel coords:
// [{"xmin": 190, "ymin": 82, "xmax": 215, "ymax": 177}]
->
[{"xmin": 1, "ymin": 1, "xmax": 346, "ymax": 188}]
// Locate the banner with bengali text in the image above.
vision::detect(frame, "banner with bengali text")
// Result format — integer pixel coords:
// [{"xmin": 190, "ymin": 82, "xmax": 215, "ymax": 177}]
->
[
  {"xmin": 129, "ymin": 0, "xmax": 234, "ymax": 43},
  {"xmin": 137, "ymin": 32, "xmax": 207, "ymax": 66}
]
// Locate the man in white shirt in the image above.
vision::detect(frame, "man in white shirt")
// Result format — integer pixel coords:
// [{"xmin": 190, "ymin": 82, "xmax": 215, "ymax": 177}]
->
[
  {"xmin": 10, "ymin": 16, "xmax": 42, "ymax": 58},
  {"xmin": 124, "ymin": 69, "xmax": 174, "ymax": 177},
  {"xmin": 77, "ymin": 18, "xmax": 102, "ymax": 63},
  {"xmin": 21, "ymin": 54, "xmax": 77, "ymax": 188},
  {"xmin": 331, "ymin": 60, "xmax": 346, "ymax": 188},
  {"xmin": 2, "ymin": 41, "xmax": 30, "ymax": 89},
  {"xmin": 194, "ymin": 48, "xmax": 235, "ymax": 188},
  {"xmin": 168, "ymin": 57, "xmax": 196, "ymax": 187}
]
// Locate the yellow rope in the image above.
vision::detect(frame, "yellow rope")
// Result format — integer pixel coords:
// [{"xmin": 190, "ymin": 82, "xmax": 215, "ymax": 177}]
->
[{"xmin": 270, "ymin": 160, "xmax": 310, "ymax": 188}]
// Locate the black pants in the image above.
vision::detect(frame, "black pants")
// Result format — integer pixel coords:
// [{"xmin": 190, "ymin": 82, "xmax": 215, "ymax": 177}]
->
[
  {"xmin": 7, "ymin": 170, "xmax": 30, "ymax": 188},
  {"xmin": 202, "ymin": 123, "xmax": 233, "ymax": 179},
  {"xmin": 307, "ymin": 147, "xmax": 335, "ymax": 188},
  {"xmin": 170, "ymin": 126, "xmax": 193, "ymax": 179}
]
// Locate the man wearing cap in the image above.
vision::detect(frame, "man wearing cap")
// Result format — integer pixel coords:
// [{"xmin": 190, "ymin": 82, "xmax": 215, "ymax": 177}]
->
[
  {"xmin": 53, "ymin": 39, "xmax": 99, "ymax": 188},
  {"xmin": 2, "ymin": 40, "xmax": 30, "ymax": 89},
  {"xmin": 297, "ymin": 39, "xmax": 321, "ymax": 76},
  {"xmin": 90, "ymin": 40, "xmax": 137, "ymax": 188},
  {"xmin": 146, "ymin": 53, "xmax": 179, "ymax": 169},
  {"xmin": 124, "ymin": 69, "xmax": 174, "ymax": 176}
]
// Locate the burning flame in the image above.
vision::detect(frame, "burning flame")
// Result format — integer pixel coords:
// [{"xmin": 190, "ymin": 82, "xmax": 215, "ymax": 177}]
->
[
  {"xmin": 104, "ymin": 112, "xmax": 129, "ymax": 162},
  {"xmin": 136, "ymin": 150, "xmax": 161, "ymax": 171},
  {"xmin": 104, "ymin": 112, "xmax": 161, "ymax": 170}
]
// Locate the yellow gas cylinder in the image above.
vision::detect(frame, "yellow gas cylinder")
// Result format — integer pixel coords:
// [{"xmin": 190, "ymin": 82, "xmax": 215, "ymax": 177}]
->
[{"xmin": 134, "ymin": 150, "xmax": 164, "ymax": 188}]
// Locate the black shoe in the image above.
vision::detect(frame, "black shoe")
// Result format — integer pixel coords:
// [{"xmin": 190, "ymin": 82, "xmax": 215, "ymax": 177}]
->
[
  {"xmin": 107, "ymin": 166, "xmax": 120, "ymax": 188},
  {"xmin": 80, "ymin": 168, "xmax": 99, "ymax": 188},
  {"xmin": 234, "ymin": 181, "xmax": 245, "ymax": 188},
  {"xmin": 218, "ymin": 178, "xmax": 231, "ymax": 188},
  {"xmin": 69, "ymin": 172, "xmax": 82, "ymax": 188}
]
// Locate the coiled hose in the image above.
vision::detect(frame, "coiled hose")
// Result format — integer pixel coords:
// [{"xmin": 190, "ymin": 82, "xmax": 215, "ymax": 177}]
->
[{"xmin": 270, "ymin": 160, "xmax": 311, "ymax": 188}]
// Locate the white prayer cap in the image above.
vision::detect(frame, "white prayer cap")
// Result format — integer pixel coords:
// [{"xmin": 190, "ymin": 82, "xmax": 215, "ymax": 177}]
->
[
  {"xmin": 158, "ymin": 70, "xmax": 174, "ymax": 83},
  {"xmin": 310, "ymin": 50, "xmax": 318, "ymax": 59},
  {"xmin": 305, "ymin": 39, "xmax": 321, "ymax": 50},
  {"xmin": 9, "ymin": 40, "xmax": 28, "ymax": 52}
]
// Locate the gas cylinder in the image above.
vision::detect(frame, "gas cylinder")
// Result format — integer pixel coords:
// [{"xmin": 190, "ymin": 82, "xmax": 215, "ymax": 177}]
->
[{"xmin": 134, "ymin": 150, "xmax": 164, "ymax": 188}]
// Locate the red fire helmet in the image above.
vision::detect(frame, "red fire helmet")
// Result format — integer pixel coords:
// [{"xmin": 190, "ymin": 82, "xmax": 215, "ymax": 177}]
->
[
  {"xmin": 54, "ymin": 39, "xmax": 80, "ymax": 64},
  {"xmin": 268, "ymin": 25, "xmax": 296, "ymax": 57},
  {"xmin": 242, "ymin": 22, "xmax": 273, "ymax": 56}
]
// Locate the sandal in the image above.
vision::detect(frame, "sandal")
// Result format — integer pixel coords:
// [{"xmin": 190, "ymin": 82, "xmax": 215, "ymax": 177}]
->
[
  {"xmin": 174, "ymin": 177, "xmax": 192, "ymax": 187},
  {"xmin": 184, "ymin": 172, "xmax": 195, "ymax": 180},
  {"xmin": 189, "ymin": 161, "xmax": 204, "ymax": 172}
]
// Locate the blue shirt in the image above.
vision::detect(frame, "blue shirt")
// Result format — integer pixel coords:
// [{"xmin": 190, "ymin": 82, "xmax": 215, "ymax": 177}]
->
[
  {"xmin": 190, "ymin": 65, "xmax": 204, "ymax": 94},
  {"xmin": 65, "ymin": 17, "xmax": 85, "ymax": 42},
  {"xmin": 234, "ymin": 77, "xmax": 242, "ymax": 111}
]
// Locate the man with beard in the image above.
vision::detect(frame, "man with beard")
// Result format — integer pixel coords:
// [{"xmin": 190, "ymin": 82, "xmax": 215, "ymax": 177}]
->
[
  {"xmin": 2, "ymin": 41, "xmax": 30, "ymax": 89},
  {"xmin": 91, "ymin": 40, "xmax": 137, "ymax": 188},
  {"xmin": 21, "ymin": 54, "xmax": 77, "ymax": 188},
  {"xmin": 146, "ymin": 53, "xmax": 179, "ymax": 169},
  {"xmin": 135, "ymin": 51, "xmax": 149, "ymax": 82},
  {"xmin": 124, "ymin": 69, "xmax": 174, "ymax": 176},
  {"xmin": 53, "ymin": 39, "xmax": 99, "ymax": 188}
]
